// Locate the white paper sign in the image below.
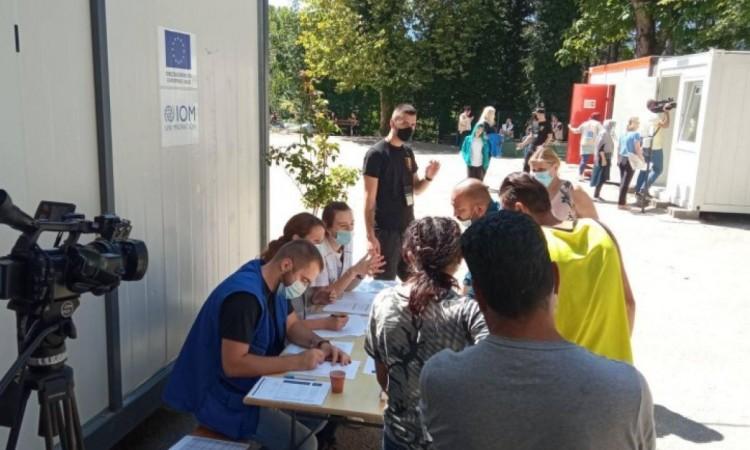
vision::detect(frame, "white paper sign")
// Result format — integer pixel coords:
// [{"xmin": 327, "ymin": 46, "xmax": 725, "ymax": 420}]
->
[
  {"xmin": 160, "ymin": 89, "xmax": 199, "ymax": 147},
  {"xmin": 583, "ymin": 99, "xmax": 597, "ymax": 109},
  {"xmin": 158, "ymin": 27, "xmax": 198, "ymax": 89}
]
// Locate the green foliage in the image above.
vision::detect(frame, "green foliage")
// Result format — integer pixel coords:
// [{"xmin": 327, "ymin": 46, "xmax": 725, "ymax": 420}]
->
[
  {"xmin": 267, "ymin": 76, "xmax": 360, "ymax": 213},
  {"xmin": 269, "ymin": 5, "xmax": 306, "ymax": 119},
  {"xmin": 559, "ymin": 0, "xmax": 750, "ymax": 65}
]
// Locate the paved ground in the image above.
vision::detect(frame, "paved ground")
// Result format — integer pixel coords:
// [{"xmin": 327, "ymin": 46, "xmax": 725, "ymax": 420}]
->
[{"xmin": 115, "ymin": 133, "xmax": 750, "ymax": 449}]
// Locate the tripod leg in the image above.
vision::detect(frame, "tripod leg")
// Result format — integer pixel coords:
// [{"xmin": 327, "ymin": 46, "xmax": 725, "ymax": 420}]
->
[
  {"xmin": 54, "ymin": 401, "xmax": 71, "ymax": 450},
  {"xmin": 38, "ymin": 395, "xmax": 56, "ymax": 450},
  {"xmin": 5, "ymin": 382, "xmax": 32, "ymax": 450},
  {"xmin": 67, "ymin": 387, "xmax": 84, "ymax": 449}
]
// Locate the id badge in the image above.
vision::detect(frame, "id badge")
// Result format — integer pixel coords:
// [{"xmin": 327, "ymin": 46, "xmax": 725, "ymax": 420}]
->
[{"xmin": 404, "ymin": 184, "xmax": 414, "ymax": 206}]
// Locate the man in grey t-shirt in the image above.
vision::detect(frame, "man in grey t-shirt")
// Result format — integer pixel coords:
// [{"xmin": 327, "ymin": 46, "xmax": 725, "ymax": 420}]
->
[{"xmin": 419, "ymin": 211, "xmax": 655, "ymax": 450}]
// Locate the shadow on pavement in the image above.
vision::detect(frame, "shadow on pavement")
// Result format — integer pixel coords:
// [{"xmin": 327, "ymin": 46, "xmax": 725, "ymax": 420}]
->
[{"xmin": 655, "ymin": 404, "xmax": 724, "ymax": 443}]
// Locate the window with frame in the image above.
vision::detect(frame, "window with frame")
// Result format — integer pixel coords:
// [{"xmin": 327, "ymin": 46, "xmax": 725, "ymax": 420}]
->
[{"xmin": 678, "ymin": 80, "xmax": 703, "ymax": 143}]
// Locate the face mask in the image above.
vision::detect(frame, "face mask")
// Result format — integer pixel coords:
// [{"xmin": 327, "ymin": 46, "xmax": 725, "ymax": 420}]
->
[
  {"xmin": 284, "ymin": 279, "xmax": 308, "ymax": 299},
  {"xmin": 459, "ymin": 218, "xmax": 472, "ymax": 228},
  {"xmin": 335, "ymin": 230, "xmax": 352, "ymax": 247},
  {"xmin": 533, "ymin": 170, "xmax": 553, "ymax": 187},
  {"xmin": 396, "ymin": 126, "xmax": 414, "ymax": 142},
  {"xmin": 315, "ymin": 243, "xmax": 327, "ymax": 255}
]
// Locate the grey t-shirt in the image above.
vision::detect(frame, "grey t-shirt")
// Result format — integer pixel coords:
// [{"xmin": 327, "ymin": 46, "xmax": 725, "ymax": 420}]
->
[
  {"xmin": 420, "ymin": 335, "xmax": 655, "ymax": 450},
  {"xmin": 365, "ymin": 284, "xmax": 488, "ymax": 448}
]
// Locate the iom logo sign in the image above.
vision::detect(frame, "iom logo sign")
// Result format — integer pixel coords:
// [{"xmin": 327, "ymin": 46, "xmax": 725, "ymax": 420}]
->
[{"xmin": 163, "ymin": 104, "xmax": 197, "ymax": 128}]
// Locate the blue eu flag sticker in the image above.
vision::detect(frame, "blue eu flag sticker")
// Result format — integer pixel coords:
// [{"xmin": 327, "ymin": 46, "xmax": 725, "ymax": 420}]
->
[{"xmin": 165, "ymin": 30, "xmax": 191, "ymax": 70}]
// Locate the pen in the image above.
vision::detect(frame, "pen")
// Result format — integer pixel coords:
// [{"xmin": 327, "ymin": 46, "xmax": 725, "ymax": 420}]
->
[
  {"xmin": 330, "ymin": 313, "xmax": 348, "ymax": 318},
  {"xmin": 284, "ymin": 374, "xmax": 317, "ymax": 381}
]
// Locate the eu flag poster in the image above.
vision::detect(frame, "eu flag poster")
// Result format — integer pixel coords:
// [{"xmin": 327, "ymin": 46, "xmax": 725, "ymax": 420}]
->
[{"xmin": 158, "ymin": 27, "xmax": 197, "ymax": 89}]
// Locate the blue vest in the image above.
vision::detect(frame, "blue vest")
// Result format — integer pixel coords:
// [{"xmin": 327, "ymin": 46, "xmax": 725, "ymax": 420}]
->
[{"xmin": 162, "ymin": 259, "xmax": 289, "ymax": 439}]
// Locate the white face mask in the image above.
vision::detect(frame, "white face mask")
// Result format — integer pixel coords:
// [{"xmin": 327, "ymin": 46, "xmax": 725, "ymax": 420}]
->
[{"xmin": 284, "ymin": 279, "xmax": 308, "ymax": 299}]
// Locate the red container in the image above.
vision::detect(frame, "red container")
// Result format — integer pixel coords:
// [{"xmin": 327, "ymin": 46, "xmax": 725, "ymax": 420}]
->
[{"xmin": 566, "ymin": 84, "xmax": 615, "ymax": 164}]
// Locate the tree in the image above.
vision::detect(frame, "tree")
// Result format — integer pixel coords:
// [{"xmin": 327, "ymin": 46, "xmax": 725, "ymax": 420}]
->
[
  {"xmin": 559, "ymin": 0, "xmax": 750, "ymax": 66},
  {"xmin": 269, "ymin": 5, "xmax": 306, "ymax": 119},
  {"xmin": 300, "ymin": 0, "xmax": 422, "ymax": 135},
  {"xmin": 526, "ymin": 0, "xmax": 584, "ymax": 119},
  {"xmin": 267, "ymin": 74, "xmax": 360, "ymax": 214}
]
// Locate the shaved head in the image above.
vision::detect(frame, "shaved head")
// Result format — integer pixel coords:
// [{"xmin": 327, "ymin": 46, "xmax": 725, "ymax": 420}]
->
[{"xmin": 452, "ymin": 178, "xmax": 493, "ymax": 222}]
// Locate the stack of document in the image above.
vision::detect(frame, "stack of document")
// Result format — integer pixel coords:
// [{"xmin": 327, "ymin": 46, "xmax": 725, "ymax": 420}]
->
[
  {"xmin": 307, "ymin": 314, "xmax": 368, "ymax": 338},
  {"xmin": 248, "ymin": 376, "xmax": 331, "ymax": 406},
  {"xmin": 284, "ymin": 340, "xmax": 354, "ymax": 356},
  {"xmin": 289, "ymin": 360, "xmax": 362, "ymax": 380}
]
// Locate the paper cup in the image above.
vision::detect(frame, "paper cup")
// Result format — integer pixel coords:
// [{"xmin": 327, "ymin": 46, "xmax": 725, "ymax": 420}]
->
[{"xmin": 330, "ymin": 370, "xmax": 346, "ymax": 393}]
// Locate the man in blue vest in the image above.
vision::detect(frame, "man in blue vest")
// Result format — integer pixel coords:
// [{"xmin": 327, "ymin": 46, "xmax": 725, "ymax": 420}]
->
[{"xmin": 164, "ymin": 240, "xmax": 351, "ymax": 449}]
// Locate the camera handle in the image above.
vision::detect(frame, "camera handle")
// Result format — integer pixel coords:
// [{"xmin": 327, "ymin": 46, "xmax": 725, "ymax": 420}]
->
[{"xmin": 0, "ymin": 320, "xmax": 84, "ymax": 450}]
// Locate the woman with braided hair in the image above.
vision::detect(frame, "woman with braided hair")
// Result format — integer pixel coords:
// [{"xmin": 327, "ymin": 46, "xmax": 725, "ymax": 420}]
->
[{"xmin": 365, "ymin": 217, "xmax": 488, "ymax": 450}]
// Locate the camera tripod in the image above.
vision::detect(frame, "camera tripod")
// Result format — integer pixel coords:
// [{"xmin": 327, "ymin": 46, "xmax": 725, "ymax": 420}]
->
[{"xmin": 0, "ymin": 302, "xmax": 84, "ymax": 450}]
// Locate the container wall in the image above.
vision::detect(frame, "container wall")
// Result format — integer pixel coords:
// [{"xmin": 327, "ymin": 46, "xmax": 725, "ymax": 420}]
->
[
  {"xmin": 0, "ymin": 0, "xmax": 109, "ymax": 447},
  {"xmin": 105, "ymin": 0, "xmax": 263, "ymax": 395},
  {"xmin": 695, "ymin": 53, "xmax": 750, "ymax": 212}
]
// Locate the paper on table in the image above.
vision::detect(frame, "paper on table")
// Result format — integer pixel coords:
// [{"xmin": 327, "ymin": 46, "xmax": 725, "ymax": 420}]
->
[
  {"xmin": 284, "ymin": 340, "xmax": 354, "ymax": 356},
  {"xmin": 290, "ymin": 360, "xmax": 361, "ymax": 380},
  {"xmin": 170, "ymin": 435, "xmax": 248, "ymax": 450},
  {"xmin": 312, "ymin": 315, "xmax": 368, "ymax": 338},
  {"xmin": 248, "ymin": 376, "xmax": 330, "ymax": 406},
  {"xmin": 355, "ymin": 279, "xmax": 398, "ymax": 294},
  {"xmin": 363, "ymin": 356, "xmax": 377, "ymax": 375},
  {"xmin": 323, "ymin": 291, "xmax": 375, "ymax": 316}
]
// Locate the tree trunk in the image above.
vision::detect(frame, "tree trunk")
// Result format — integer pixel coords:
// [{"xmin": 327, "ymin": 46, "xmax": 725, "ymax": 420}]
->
[
  {"xmin": 631, "ymin": 0, "xmax": 657, "ymax": 57},
  {"xmin": 379, "ymin": 90, "xmax": 393, "ymax": 137}
]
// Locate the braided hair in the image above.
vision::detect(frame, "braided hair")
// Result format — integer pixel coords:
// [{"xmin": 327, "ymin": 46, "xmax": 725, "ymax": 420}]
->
[{"xmin": 401, "ymin": 217, "xmax": 462, "ymax": 315}]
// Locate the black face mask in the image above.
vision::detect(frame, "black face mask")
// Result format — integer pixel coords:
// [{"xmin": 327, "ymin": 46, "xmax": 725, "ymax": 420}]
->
[{"xmin": 396, "ymin": 126, "xmax": 414, "ymax": 142}]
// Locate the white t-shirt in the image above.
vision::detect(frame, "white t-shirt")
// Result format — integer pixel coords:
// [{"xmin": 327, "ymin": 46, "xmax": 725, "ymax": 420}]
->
[
  {"xmin": 458, "ymin": 113, "xmax": 472, "ymax": 133},
  {"xmin": 471, "ymin": 137, "xmax": 483, "ymax": 167},
  {"xmin": 312, "ymin": 239, "xmax": 353, "ymax": 288},
  {"xmin": 646, "ymin": 113, "xmax": 666, "ymax": 150},
  {"xmin": 576, "ymin": 120, "xmax": 604, "ymax": 146}
]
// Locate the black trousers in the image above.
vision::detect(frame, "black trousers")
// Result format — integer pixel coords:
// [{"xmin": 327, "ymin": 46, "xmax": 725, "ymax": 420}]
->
[
  {"xmin": 618, "ymin": 157, "xmax": 635, "ymax": 206},
  {"xmin": 467, "ymin": 165, "xmax": 485, "ymax": 181},
  {"xmin": 374, "ymin": 228, "xmax": 410, "ymax": 281}
]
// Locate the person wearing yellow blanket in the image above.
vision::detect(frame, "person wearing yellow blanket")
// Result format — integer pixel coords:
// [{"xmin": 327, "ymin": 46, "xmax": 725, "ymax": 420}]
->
[{"xmin": 499, "ymin": 172, "xmax": 635, "ymax": 363}]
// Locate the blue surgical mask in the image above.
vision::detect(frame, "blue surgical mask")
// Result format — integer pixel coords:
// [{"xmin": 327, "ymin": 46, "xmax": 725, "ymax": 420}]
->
[
  {"xmin": 335, "ymin": 230, "xmax": 352, "ymax": 247},
  {"xmin": 533, "ymin": 170, "xmax": 553, "ymax": 187},
  {"xmin": 284, "ymin": 279, "xmax": 308, "ymax": 299},
  {"xmin": 315, "ymin": 243, "xmax": 327, "ymax": 255}
]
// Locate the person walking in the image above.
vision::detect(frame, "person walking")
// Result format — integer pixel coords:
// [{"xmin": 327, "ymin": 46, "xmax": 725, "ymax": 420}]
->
[
  {"xmin": 617, "ymin": 117, "xmax": 644, "ymax": 210},
  {"xmin": 366, "ymin": 217, "xmax": 487, "ymax": 450},
  {"xmin": 568, "ymin": 112, "xmax": 604, "ymax": 181},
  {"xmin": 591, "ymin": 120, "xmax": 617, "ymax": 201},
  {"xmin": 457, "ymin": 105, "xmax": 473, "ymax": 147},
  {"xmin": 501, "ymin": 117, "xmax": 514, "ymax": 138},
  {"xmin": 518, "ymin": 107, "xmax": 552, "ymax": 173},
  {"xmin": 363, "ymin": 104, "xmax": 441, "ymax": 281},
  {"xmin": 460, "ymin": 120, "xmax": 491, "ymax": 181}
]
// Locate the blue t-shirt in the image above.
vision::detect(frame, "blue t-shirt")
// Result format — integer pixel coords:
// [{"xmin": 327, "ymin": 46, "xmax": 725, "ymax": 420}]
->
[{"xmin": 619, "ymin": 131, "xmax": 641, "ymax": 157}]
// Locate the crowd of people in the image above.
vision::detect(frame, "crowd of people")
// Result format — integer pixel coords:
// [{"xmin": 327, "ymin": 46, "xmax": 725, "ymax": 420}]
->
[{"xmin": 162, "ymin": 103, "xmax": 658, "ymax": 450}]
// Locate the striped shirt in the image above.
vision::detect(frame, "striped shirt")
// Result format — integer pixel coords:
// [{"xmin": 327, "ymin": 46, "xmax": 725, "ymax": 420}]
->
[{"xmin": 365, "ymin": 284, "xmax": 488, "ymax": 448}]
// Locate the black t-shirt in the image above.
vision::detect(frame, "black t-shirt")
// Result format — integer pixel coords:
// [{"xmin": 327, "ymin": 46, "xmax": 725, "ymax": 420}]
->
[
  {"xmin": 219, "ymin": 280, "xmax": 292, "ymax": 352},
  {"xmin": 533, "ymin": 120, "xmax": 552, "ymax": 147},
  {"xmin": 363, "ymin": 139, "xmax": 419, "ymax": 231}
]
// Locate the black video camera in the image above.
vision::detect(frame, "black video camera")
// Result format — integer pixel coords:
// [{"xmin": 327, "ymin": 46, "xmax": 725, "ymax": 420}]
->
[
  {"xmin": 647, "ymin": 98, "xmax": 677, "ymax": 114},
  {"xmin": 0, "ymin": 189, "xmax": 147, "ymax": 321}
]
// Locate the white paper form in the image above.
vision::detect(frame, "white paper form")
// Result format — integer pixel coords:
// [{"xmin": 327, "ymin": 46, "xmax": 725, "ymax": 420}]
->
[
  {"xmin": 355, "ymin": 279, "xmax": 398, "ymax": 294},
  {"xmin": 307, "ymin": 314, "xmax": 368, "ymax": 338},
  {"xmin": 289, "ymin": 360, "xmax": 361, "ymax": 380},
  {"xmin": 248, "ymin": 376, "xmax": 330, "ymax": 406},
  {"xmin": 284, "ymin": 341, "xmax": 354, "ymax": 356},
  {"xmin": 323, "ymin": 291, "xmax": 376, "ymax": 316},
  {"xmin": 170, "ymin": 435, "xmax": 248, "ymax": 450},
  {"xmin": 363, "ymin": 357, "xmax": 377, "ymax": 375}
]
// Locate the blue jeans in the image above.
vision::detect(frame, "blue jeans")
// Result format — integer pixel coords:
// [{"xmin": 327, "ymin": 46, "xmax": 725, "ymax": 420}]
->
[
  {"xmin": 579, "ymin": 154, "xmax": 592, "ymax": 175},
  {"xmin": 635, "ymin": 149, "xmax": 663, "ymax": 193},
  {"xmin": 250, "ymin": 408, "xmax": 324, "ymax": 450}
]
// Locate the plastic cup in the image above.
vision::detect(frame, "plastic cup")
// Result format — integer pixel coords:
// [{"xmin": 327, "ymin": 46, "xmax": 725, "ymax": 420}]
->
[{"xmin": 330, "ymin": 370, "xmax": 346, "ymax": 394}]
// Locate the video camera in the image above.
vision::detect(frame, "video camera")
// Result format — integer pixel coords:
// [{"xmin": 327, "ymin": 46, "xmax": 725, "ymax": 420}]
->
[{"xmin": 647, "ymin": 98, "xmax": 677, "ymax": 114}]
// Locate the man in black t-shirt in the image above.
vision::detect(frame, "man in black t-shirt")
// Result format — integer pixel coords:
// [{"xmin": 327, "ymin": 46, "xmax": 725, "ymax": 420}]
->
[
  {"xmin": 363, "ymin": 104, "xmax": 441, "ymax": 280},
  {"xmin": 523, "ymin": 107, "xmax": 553, "ymax": 173}
]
